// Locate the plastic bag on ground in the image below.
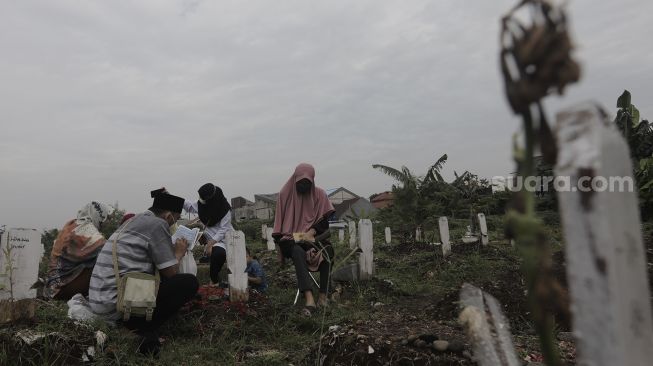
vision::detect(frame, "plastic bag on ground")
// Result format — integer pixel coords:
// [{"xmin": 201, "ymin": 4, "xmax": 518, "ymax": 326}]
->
[
  {"xmin": 179, "ymin": 250, "xmax": 198, "ymax": 276},
  {"xmin": 67, "ymin": 293, "xmax": 98, "ymax": 322}
]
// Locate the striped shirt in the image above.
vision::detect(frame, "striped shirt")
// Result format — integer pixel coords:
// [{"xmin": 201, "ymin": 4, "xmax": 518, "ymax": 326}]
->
[{"xmin": 89, "ymin": 211, "xmax": 177, "ymax": 321}]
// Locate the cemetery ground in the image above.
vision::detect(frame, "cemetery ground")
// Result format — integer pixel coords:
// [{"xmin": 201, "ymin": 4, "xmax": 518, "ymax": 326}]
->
[{"xmin": 5, "ymin": 214, "xmax": 651, "ymax": 365}]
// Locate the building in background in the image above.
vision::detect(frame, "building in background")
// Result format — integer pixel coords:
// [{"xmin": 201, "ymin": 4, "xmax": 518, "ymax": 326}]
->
[
  {"xmin": 370, "ymin": 191, "xmax": 394, "ymax": 209},
  {"xmin": 231, "ymin": 196, "xmax": 255, "ymax": 222},
  {"xmin": 325, "ymin": 187, "xmax": 359, "ymax": 205},
  {"xmin": 331, "ymin": 197, "xmax": 377, "ymax": 222},
  {"xmin": 232, "ymin": 187, "xmax": 372, "ymax": 222},
  {"xmin": 253, "ymin": 193, "xmax": 278, "ymax": 220}
]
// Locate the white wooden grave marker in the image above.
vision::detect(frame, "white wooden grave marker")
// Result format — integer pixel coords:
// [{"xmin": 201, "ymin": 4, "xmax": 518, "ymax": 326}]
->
[
  {"xmin": 265, "ymin": 227, "xmax": 275, "ymax": 251},
  {"xmin": 348, "ymin": 221, "xmax": 357, "ymax": 249},
  {"xmin": 338, "ymin": 229, "xmax": 344, "ymax": 244},
  {"xmin": 477, "ymin": 213, "xmax": 488, "ymax": 245},
  {"xmin": 439, "ymin": 217, "xmax": 451, "ymax": 257},
  {"xmin": 261, "ymin": 224, "xmax": 267, "ymax": 241},
  {"xmin": 225, "ymin": 230, "xmax": 248, "ymax": 302},
  {"xmin": 415, "ymin": 227, "xmax": 422, "ymax": 242},
  {"xmin": 384, "ymin": 227, "xmax": 391, "ymax": 244},
  {"xmin": 554, "ymin": 103, "xmax": 653, "ymax": 366},
  {"xmin": 358, "ymin": 219, "xmax": 374, "ymax": 280},
  {"xmin": 0, "ymin": 228, "xmax": 43, "ymax": 300}
]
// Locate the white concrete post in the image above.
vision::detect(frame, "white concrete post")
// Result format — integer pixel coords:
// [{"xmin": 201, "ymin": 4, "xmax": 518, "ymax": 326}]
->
[
  {"xmin": 384, "ymin": 227, "xmax": 391, "ymax": 244},
  {"xmin": 459, "ymin": 284, "xmax": 520, "ymax": 366},
  {"xmin": 439, "ymin": 217, "xmax": 451, "ymax": 257},
  {"xmin": 261, "ymin": 224, "xmax": 267, "ymax": 241},
  {"xmin": 554, "ymin": 103, "xmax": 653, "ymax": 366},
  {"xmin": 348, "ymin": 221, "xmax": 357, "ymax": 249},
  {"xmin": 338, "ymin": 229, "xmax": 344, "ymax": 244},
  {"xmin": 477, "ymin": 213, "xmax": 488, "ymax": 245},
  {"xmin": 265, "ymin": 227, "xmax": 275, "ymax": 251},
  {"xmin": 225, "ymin": 230, "xmax": 248, "ymax": 302},
  {"xmin": 358, "ymin": 219, "xmax": 374, "ymax": 280}
]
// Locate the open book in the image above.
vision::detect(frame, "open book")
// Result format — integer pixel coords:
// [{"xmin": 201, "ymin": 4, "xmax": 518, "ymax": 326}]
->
[
  {"xmin": 171, "ymin": 225, "xmax": 201, "ymax": 251},
  {"xmin": 293, "ymin": 232, "xmax": 315, "ymax": 243}
]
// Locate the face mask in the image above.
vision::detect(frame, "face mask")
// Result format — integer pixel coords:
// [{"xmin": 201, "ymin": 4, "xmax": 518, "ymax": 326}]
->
[{"xmin": 296, "ymin": 180, "xmax": 312, "ymax": 194}]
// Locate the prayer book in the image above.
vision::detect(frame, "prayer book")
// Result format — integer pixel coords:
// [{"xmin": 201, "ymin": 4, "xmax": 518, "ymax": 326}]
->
[
  {"xmin": 171, "ymin": 225, "xmax": 201, "ymax": 250},
  {"xmin": 293, "ymin": 232, "xmax": 315, "ymax": 243}
]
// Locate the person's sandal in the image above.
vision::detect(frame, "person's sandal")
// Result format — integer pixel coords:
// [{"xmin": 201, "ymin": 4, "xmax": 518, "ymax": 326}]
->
[{"xmin": 301, "ymin": 305, "xmax": 316, "ymax": 317}]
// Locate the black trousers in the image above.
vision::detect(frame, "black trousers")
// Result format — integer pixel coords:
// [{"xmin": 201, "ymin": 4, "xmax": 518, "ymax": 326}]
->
[
  {"xmin": 124, "ymin": 273, "xmax": 199, "ymax": 333},
  {"xmin": 210, "ymin": 246, "xmax": 227, "ymax": 284},
  {"xmin": 279, "ymin": 241, "xmax": 333, "ymax": 294}
]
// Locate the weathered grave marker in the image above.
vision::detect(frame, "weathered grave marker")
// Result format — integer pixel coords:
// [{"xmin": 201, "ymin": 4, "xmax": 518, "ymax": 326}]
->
[
  {"xmin": 0, "ymin": 228, "xmax": 43, "ymax": 324},
  {"xmin": 348, "ymin": 221, "xmax": 357, "ymax": 249},
  {"xmin": 261, "ymin": 224, "xmax": 267, "ymax": 241},
  {"xmin": 459, "ymin": 283, "xmax": 520, "ymax": 366},
  {"xmin": 225, "ymin": 230, "xmax": 248, "ymax": 302},
  {"xmin": 338, "ymin": 229, "xmax": 344, "ymax": 244},
  {"xmin": 0, "ymin": 228, "xmax": 43, "ymax": 301},
  {"xmin": 554, "ymin": 103, "xmax": 653, "ymax": 366},
  {"xmin": 358, "ymin": 219, "xmax": 373, "ymax": 280},
  {"xmin": 265, "ymin": 227, "xmax": 275, "ymax": 251},
  {"xmin": 477, "ymin": 213, "xmax": 488, "ymax": 245},
  {"xmin": 384, "ymin": 227, "xmax": 391, "ymax": 244},
  {"xmin": 415, "ymin": 226, "xmax": 422, "ymax": 242},
  {"xmin": 439, "ymin": 217, "xmax": 451, "ymax": 257}
]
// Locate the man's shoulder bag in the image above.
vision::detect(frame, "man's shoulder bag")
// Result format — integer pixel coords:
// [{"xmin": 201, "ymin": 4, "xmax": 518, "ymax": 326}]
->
[{"xmin": 111, "ymin": 221, "xmax": 160, "ymax": 322}]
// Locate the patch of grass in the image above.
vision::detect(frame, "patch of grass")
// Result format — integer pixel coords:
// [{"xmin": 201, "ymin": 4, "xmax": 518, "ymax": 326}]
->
[{"xmin": 2, "ymin": 214, "xmax": 573, "ymax": 365}]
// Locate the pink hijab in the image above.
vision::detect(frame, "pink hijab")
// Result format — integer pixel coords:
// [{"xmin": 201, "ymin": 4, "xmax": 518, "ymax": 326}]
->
[{"xmin": 273, "ymin": 163, "xmax": 335, "ymax": 240}]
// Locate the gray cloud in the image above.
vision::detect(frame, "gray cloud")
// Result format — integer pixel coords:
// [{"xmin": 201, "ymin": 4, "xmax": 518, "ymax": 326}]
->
[{"xmin": 1, "ymin": 0, "xmax": 652, "ymax": 229}]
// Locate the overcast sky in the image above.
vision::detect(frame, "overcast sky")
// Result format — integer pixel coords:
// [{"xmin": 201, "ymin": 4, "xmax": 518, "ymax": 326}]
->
[{"xmin": 1, "ymin": 0, "xmax": 652, "ymax": 230}]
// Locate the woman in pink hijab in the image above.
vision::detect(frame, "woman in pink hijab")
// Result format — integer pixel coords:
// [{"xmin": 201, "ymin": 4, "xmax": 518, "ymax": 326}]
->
[{"xmin": 273, "ymin": 163, "xmax": 335, "ymax": 313}]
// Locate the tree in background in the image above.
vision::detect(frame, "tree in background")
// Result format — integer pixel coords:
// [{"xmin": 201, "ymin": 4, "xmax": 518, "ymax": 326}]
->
[
  {"xmin": 613, "ymin": 90, "xmax": 653, "ymax": 218},
  {"xmin": 372, "ymin": 154, "xmax": 449, "ymax": 240},
  {"xmin": 373, "ymin": 154, "xmax": 498, "ymax": 240}
]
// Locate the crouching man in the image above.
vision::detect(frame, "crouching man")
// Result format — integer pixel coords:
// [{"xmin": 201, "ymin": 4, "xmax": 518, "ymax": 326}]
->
[{"xmin": 89, "ymin": 189, "xmax": 199, "ymax": 356}]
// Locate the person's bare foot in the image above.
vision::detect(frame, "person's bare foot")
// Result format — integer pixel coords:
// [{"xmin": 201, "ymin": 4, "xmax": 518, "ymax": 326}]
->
[
  {"xmin": 304, "ymin": 290, "xmax": 316, "ymax": 308},
  {"xmin": 317, "ymin": 293, "xmax": 328, "ymax": 307}
]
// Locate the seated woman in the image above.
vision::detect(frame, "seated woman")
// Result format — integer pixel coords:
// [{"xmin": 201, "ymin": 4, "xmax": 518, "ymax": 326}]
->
[
  {"xmin": 183, "ymin": 183, "xmax": 233, "ymax": 285},
  {"xmin": 45, "ymin": 201, "xmax": 113, "ymax": 300},
  {"xmin": 273, "ymin": 163, "xmax": 335, "ymax": 315}
]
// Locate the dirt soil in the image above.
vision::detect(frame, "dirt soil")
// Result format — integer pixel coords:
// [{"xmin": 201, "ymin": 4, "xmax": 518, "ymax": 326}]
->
[{"xmin": 317, "ymin": 296, "xmax": 472, "ymax": 365}]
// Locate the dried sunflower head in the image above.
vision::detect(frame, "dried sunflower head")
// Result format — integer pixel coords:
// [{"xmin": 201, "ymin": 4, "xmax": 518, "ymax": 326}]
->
[{"xmin": 501, "ymin": 0, "xmax": 581, "ymax": 114}]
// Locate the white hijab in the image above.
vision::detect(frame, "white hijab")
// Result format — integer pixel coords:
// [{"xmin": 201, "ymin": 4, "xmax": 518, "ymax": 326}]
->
[{"xmin": 76, "ymin": 201, "xmax": 112, "ymax": 229}]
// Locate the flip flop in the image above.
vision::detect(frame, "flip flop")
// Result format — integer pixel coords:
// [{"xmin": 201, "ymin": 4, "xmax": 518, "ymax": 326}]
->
[{"xmin": 301, "ymin": 305, "xmax": 316, "ymax": 317}]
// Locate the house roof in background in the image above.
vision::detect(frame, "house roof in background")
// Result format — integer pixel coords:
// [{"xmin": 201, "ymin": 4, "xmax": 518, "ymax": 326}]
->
[
  {"xmin": 231, "ymin": 196, "xmax": 254, "ymax": 208},
  {"xmin": 370, "ymin": 191, "xmax": 394, "ymax": 209},
  {"xmin": 332, "ymin": 197, "xmax": 361, "ymax": 219},
  {"xmin": 254, "ymin": 193, "xmax": 278, "ymax": 204},
  {"xmin": 326, "ymin": 187, "xmax": 359, "ymax": 198}
]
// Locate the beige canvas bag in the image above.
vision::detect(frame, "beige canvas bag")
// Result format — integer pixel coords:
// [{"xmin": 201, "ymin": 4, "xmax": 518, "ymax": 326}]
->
[{"xmin": 111, "ymin": 220, "xmax": 160, "ymax": 322}]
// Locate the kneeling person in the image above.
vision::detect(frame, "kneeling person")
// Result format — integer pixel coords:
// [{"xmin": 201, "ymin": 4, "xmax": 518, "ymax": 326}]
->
[
  {"xmin": 246, "ymin": 248, "xmax": 267, "ymax": 293},
  {"xmin": 89, "ymin": 190, "xmax": 199, "ymax": 355}
]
